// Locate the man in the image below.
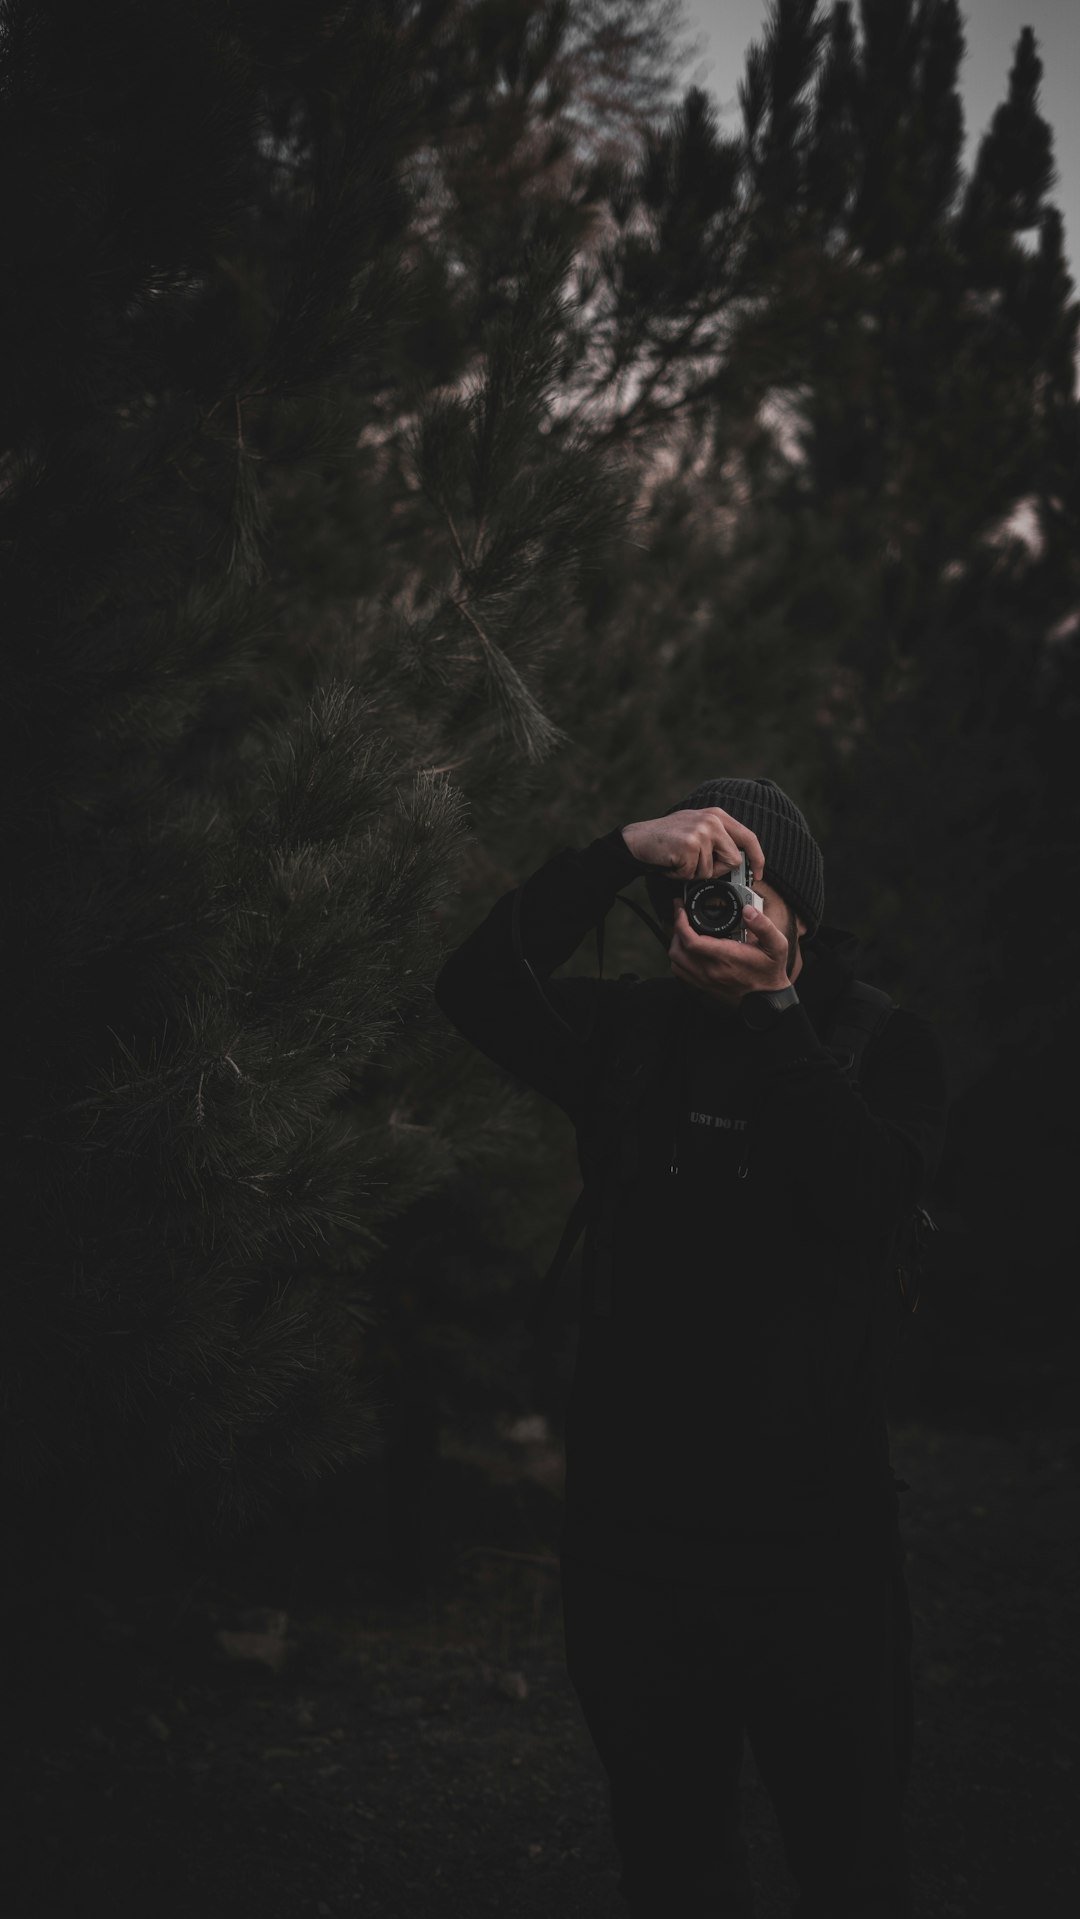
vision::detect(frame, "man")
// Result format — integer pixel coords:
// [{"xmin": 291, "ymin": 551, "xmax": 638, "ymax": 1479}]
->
[{"xmin": 434, "ymin": 777, "xmax": 948, "ymax": 1919}]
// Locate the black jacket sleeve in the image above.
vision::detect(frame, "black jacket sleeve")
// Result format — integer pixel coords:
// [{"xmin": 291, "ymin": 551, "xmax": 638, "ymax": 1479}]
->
[
  {"xmin": 433, "ymin": 827, "xmax": 655, "ymax": 1123},
  {"xmin": 745, "ymin": 995, "xmax": 949, "ymax": 1240}
]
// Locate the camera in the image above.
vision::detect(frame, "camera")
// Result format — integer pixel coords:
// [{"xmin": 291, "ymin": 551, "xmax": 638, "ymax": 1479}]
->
[{"xmin": 683, "ymin": 854, "xmax": 763, "ymax": 941}]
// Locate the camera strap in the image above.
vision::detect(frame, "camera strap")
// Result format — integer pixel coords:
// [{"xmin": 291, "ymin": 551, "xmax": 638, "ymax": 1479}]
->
[
  {"xmin": 510, "ymin": 881, "xmax": 594, "ymax": 1040},
  {"xmin": 510, "ymin": 885, "xmax": 669, "ymax": 1045},
  {"xmin": 612, "ymin": 892, "xmax": 670, "ymax": 953}
]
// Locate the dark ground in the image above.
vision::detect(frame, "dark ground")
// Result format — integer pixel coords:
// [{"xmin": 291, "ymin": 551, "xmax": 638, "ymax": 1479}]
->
[{"xmin": 5, "ymin": 1410, "xmax": 1078, "ymax": 1919}]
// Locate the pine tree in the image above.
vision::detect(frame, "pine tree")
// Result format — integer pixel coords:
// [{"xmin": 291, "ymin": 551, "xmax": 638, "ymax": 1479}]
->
[
  {"xmin": 12, "ymin": 0, "xmax": 1070, "ymax": 1571},
  {"xmin": 0, "ymin": 0, "xmax": 641, "ymax": 1559},
  {"xmin": 410, "ymin": 0, "xmax": 1079, "ymax": 1437},
  {"xmin": 520, "ymin": 1, "xmax": 1080, "ymax": 1080},
  {"xmin": 488, "ymin": 0, "xmax": 1079, "ymax": 1389}
]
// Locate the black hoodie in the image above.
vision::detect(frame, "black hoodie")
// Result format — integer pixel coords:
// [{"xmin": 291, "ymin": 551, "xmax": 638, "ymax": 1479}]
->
[{"xmin": 435, "ymin": 827, "xmax": 949, "ymax": 1586}]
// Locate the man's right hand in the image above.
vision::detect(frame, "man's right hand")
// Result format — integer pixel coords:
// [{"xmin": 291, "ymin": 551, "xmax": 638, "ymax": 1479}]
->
[{"xmin": 620, "ymin": 808, "xmax": 766, "ymax": 882}]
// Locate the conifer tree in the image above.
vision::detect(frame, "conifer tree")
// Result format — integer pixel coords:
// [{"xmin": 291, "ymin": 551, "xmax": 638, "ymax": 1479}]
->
[
  {"xmin": 0, "ymin": 0, "xmax": 640, "ymax": 1551},
  {"xmin": 340, "ymin": 2, "xmax": 1078, "ymax": 1479},
  {"xmin": 337, "ymin": 3, "xmax": 1079, "ymax": 1480},
  {"xmin": 524, "ymin": 1, "xmax": 1080, "ymax": 1082},
  {"xmin": 10, "ymin": 0, "xmax": 1071, "ymax": 1563}
]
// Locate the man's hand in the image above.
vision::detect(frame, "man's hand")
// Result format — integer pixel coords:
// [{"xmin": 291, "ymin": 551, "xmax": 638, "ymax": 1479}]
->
[
  {"xmin": 668, "ymin": 899, "xmax": 791, "ymax": 1007},
  {"xmin": 620, "ymin": 808, "xmax": 766, "ymax": 883}
]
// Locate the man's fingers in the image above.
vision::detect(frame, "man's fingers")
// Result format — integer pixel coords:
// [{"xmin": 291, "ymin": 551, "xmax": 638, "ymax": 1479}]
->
[
  {"xmin": 720, "ymin": 815, "xmax": 766, "ymax": 881},
  {"xmin": 747, "ymin": 832, "xmax": 766, "ymax": 882},
  {"xmin": 699, "ymin": 821, "xmax": 739, "ymax": 876},
  {"xmin": 670, "ymin": 898, "xmax": 691, "ymax": 945},
  {"xmin": 669, "ymin": 891, "xmax": 792, "ymax": 1003},
  {"xmin": 672, "ymin": 897, "xmax": 703, "ymax": 940},
  {"xmin": 662, "ymin": 807, "xmax": 765, "ymax": 880},
  {"xmin": 671, "ymin": 899, "xmax": 712, "ymax": 961},
  {"xmin": 698, "ymin": 810, "xmax": 765, "ymax": 881},
  {"xmin": 675, "ymin": 897, "xmax": 788, "ymax": 957},
  {"xmin": 741, "ymin": 903, "xmax": 785, "ymax": 957}
]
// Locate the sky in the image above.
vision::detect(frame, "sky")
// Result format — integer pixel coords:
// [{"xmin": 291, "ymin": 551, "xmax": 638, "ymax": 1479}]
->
[{"xmin": 678, "ymin": 0, "xmax": 1079, "ymax": 279}]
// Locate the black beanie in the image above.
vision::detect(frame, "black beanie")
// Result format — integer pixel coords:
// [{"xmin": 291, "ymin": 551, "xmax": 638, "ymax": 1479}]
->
[{"xmin": 655, "ymin": 777, "xmax": 825, "ymax": 937}]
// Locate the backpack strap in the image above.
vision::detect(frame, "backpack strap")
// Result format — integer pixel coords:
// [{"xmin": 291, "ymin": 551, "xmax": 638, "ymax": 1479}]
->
[{"xmin": 826, "ymin": 979, "xmax": 895, "ymax": 1081}]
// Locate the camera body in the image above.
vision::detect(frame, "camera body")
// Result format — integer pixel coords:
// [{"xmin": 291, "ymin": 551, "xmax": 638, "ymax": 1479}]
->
[{"xmin": 683, "ymin": 854, "xmax": 763, "ymax": 941}]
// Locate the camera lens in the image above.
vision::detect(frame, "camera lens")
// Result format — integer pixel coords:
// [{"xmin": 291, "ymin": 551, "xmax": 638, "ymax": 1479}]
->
[{"xmin": 684, "ymin": 878, "xmax": 741, "ymax": 937}]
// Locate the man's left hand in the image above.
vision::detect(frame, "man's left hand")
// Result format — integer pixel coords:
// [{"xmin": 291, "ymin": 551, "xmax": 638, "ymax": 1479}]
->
[{"xmin": 669, "ymin": 900, "xmax": 791, "ymax": 1006}]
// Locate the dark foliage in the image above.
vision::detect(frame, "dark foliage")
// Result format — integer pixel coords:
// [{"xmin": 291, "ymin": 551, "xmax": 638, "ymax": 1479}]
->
[
  {"xmin": 0, "ymin": 0, "xmax": 642, "ymax": 1542},
  {"xmin": 3, "ymin": 0, "xmax": 1077, "ymax": 1569}
]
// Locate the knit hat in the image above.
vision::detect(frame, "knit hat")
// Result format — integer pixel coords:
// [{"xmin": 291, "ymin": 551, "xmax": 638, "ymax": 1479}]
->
[{"xmin": 651, "ymin": 777, "xmax": 825, "ymax": 937}]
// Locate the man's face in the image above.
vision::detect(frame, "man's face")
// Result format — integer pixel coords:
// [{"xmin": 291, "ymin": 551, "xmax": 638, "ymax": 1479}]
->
[{"xmin": 656, "ymin": 874, "xmax": 806, "ymax": 983}]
